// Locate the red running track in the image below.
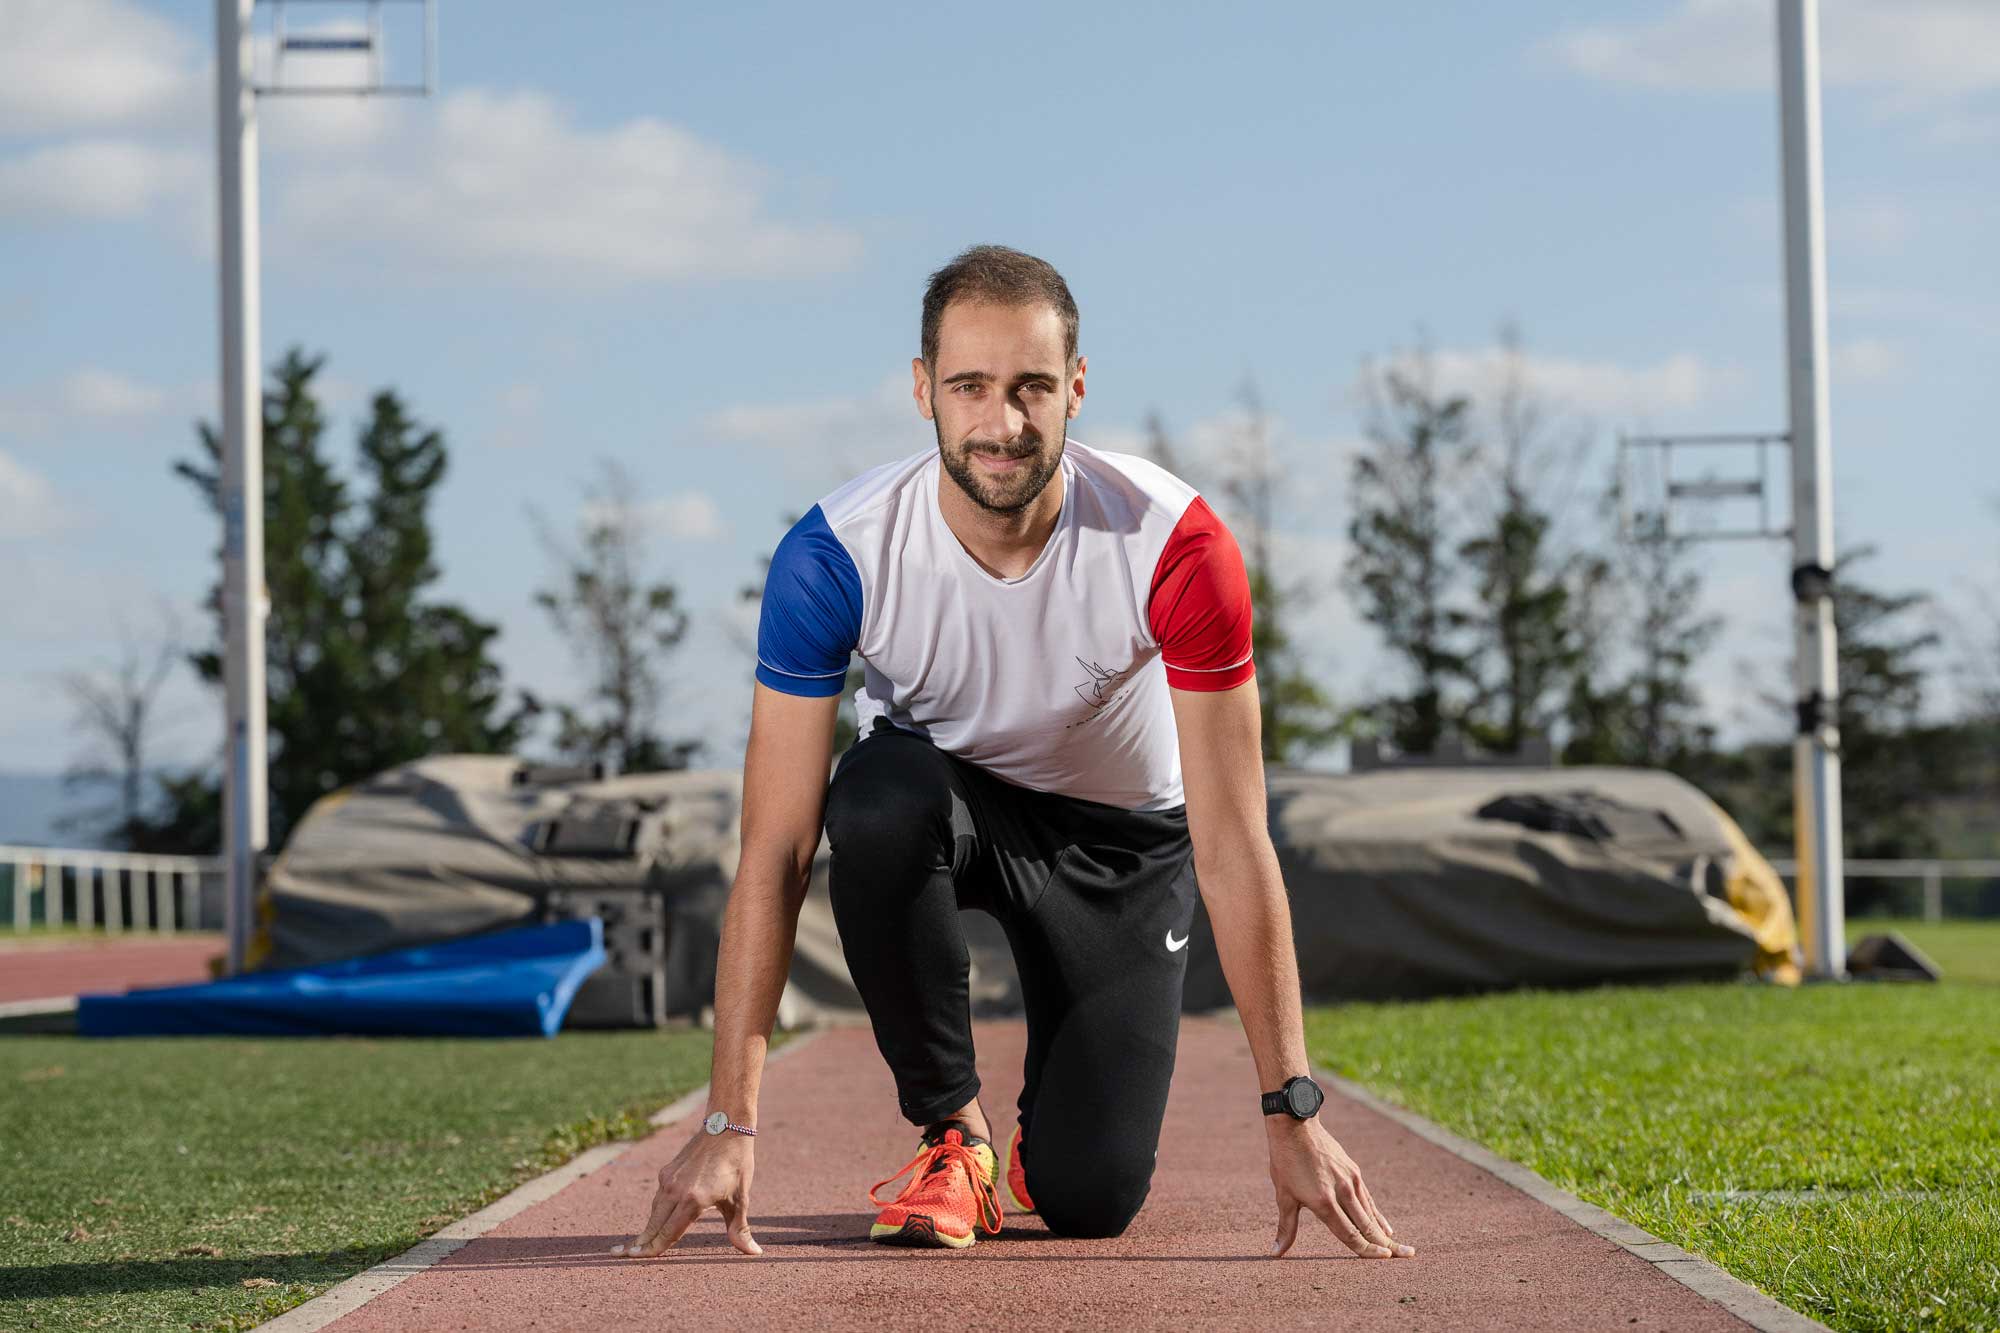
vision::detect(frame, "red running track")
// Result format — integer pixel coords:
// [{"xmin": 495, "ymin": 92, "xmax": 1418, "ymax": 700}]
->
[
  {"xmin": 0, "ymin": 937, "xmax": 220, "ymax": 1004},
  {"xmin": 326, "ymin": 1016, "xmax": 1759, "ymax": 1332}
]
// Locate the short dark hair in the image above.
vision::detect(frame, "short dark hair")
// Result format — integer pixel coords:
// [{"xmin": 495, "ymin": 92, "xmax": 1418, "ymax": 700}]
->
[{"xmin": 920, "ymin": 244, "xmax": 1079, "ymax": 371}]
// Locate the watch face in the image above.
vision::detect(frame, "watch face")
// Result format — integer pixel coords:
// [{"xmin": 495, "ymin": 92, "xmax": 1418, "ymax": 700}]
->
[
  {"xmin": 1286, "ymin": 1078, "xmax": 1323, "ymax": 1118},
  {"xmin": 703, "ymin": 1110, "xmax": 727, "ymax": 1134}
]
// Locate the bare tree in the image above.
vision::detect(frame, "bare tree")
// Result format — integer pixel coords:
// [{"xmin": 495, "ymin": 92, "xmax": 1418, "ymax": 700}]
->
[
  {"xmin": 1160, "ymin": 384, "xmax": 1342, "ymax": 762},
  {"xmin": 528, "ymin": 457, "xmax": 700, "ymax": 773},
  {"xmin": 55, "ymin": 600, "xmax": 188, "ymax": 848}
]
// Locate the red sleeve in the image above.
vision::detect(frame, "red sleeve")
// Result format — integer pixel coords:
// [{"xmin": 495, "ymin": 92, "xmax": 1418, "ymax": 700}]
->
[{"xmin": 1147, "ymin": 495, "xmax": 1255, "ymax": 691}]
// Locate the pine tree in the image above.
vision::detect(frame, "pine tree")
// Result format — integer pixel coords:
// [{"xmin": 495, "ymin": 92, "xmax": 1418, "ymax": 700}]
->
[
  {"xmin": 138, "ymin": 347, "xmax": 536, "ymax": 852},
  {"xmin": 1456, "ymin": 329, "xmax": 1603, "ymax": 755},
  {"xmin": 1745, "ymin": 547, "xmax": 1964, "ymax": 908},
  {"xmin": 1345, "ymin": 345, "xmax": 1475, "ymax": 754}
]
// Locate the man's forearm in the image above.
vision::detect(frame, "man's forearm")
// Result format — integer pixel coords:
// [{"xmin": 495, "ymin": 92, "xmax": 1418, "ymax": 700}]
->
[
  {"xmin": 1196, "ymin": 836, "xmax": 1311, "ymax": 1092},
  {"xmin": 703, "ymin": 852, "xmax": 811, "ymax": 1125}
]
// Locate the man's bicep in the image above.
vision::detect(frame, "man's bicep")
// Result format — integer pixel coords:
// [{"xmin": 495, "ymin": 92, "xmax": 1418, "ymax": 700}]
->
[
  {"xmin": 1169, "ymin": 678, "xmax": 1269, "ymax": 856},
  {"xmin": 741, "ymin": 681, "xmax": 842, "ymax": 880}
]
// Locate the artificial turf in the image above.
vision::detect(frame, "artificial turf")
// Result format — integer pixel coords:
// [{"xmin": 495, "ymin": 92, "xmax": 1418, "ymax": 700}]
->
[
  {"xmin": 0, "ymin": 1026, "xmax": 753, "ymax": 1331},
  {"xmin": 1304, "ymin": 918, "xmax": 2000, "ymax": 1333}
]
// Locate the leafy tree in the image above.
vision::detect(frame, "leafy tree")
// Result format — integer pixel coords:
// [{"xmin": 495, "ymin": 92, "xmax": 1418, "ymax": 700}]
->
[
  {"xmin": 1455, "ymin": 333, "xmax": 1596, "ymax": 754},
  {"xmin": 529, "ymin": 457, "xmax": 702, "ymax": 773},
  {"xmin": 1345, "ymin": 343, "xmax": 1475, "ymax": 754},
  {"xmin": 134, "ymin": 347, "xmax": 537, "ymax": 852},
  {"xmin": 1615, "ymin": 508, "xmax": 1722, "ymax": 766},
  {"xmin": 1563, "ymin": 489, "xmax": 1722, "ymax": 769}
]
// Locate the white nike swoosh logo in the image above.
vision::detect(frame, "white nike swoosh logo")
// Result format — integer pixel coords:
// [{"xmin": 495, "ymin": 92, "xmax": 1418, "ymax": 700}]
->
[{"xmin": 1165, "ymin": 929, "xmax": 1189, "ymax": 952}]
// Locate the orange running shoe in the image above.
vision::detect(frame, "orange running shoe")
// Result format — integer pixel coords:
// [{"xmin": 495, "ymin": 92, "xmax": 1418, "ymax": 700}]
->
[
  {"xmin": 1003, "ymin": 1122, "xmax": 1035, "ymax": 1214},
  {"xmin": 868, "ymin": 1125, "xmax": 1002, "ymax": 1249}
]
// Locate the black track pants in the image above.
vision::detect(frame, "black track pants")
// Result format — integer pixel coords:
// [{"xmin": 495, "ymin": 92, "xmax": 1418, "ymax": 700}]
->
[{"xmin": 823, "ymin": 717, "xmax": 1199, "ymax": 1239}]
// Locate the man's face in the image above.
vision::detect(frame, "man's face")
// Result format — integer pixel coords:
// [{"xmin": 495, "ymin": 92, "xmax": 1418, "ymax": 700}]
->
[{"xmin": 913, "ymin": 300, "xmax": 1086, "ymax": 516}]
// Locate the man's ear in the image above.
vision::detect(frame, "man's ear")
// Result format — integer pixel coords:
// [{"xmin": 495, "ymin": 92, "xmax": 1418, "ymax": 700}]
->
[
  {"xmin": 911, "ymin": 357, "xmax": 935, "ymax": 422},
  {"xmin": 1067, "ymin": 353, "xmax": 1087, "ymax": 420}
]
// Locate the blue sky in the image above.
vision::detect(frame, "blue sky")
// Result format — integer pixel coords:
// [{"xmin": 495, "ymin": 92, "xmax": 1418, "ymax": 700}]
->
[{"xmin": 3, "ymin": 0, "xmax": 1996, "ymax": 791}]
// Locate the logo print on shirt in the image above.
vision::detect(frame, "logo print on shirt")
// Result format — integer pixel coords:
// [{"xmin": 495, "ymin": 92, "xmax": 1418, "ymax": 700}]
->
[
  {"xmin": 1165, "ymin": 929, "xmax": 1189, "ymax": 952},
  {"xmin": 1072, "ymin": 657, "xmax": 1119, "ymax": 708},
  {"xmin": 1066, "ymin": 656, "xmax": 1139, "ymax": 730}
]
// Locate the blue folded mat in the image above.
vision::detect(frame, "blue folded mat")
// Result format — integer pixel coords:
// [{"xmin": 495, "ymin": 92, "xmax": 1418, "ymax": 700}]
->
[{"xmin": 77, "ymin": 919, "xmax": 606, "ymax": 1038}]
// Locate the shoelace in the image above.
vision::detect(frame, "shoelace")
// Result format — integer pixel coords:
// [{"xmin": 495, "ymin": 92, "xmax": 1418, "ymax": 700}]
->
[{"xmin": 868, "ymin": 1135, "xmax": 1003, "ymax": 1235}]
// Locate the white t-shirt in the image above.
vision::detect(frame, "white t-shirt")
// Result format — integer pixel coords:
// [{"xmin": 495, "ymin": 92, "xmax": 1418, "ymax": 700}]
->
[{"xmin": 755, "ymin": 437, "xmax": 1255, "ymax": 811}]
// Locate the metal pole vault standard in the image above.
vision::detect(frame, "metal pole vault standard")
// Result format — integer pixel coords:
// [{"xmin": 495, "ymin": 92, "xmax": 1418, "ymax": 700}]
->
[
  {"xmin": 216, "ymin": 0, "xmax": 268, "ymax": 975},
  {"xmin": 1777, "ymin": 0, "xmax": 1846, "ymax": 979}
]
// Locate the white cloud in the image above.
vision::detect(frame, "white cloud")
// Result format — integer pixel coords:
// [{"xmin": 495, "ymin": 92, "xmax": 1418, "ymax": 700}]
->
[
  {"xmin": 642, "ymin": 491, "xmax": 728, "ymax": 542},
  {"xmin": 0, "ymin": 0, "xmax": 206, "ymax": 137},
  {"xmin": 267, "ymin": 89, "xmax": 862, "ymax": 285},
  {"xmin": 0, "ymin": 450, "xmax": 74, "ymax": 540},
  {"xmin": 703, "ymin": 375, "xmax": 923, "ymax": 487},
  {"xmin": 0, "ymin": 138, "xmax": 202, "ymax": 222},
  {"xmin": 0, "ymin": 369, "xmax": 202, "ymax": 439},
  {"xmin": 1377, "ymin": 344, "xmax": 1734, "ymax": 419},
  {"xmin": 1833, "ymin": 337, "xmax": 1906, "ymax": 383},
  {"xmin": 1545, "ymin": 0, "xmax": 2000, "ymax": 142},
  {"xmin": 1547, "ymin": 0, "xmax": 2000, "ymax": 96},
  {"xmin": 58, "ymin": 369, "xmax": 171, "ymax": 418},
  {"xmin": 2, "ymin": 6, "xmax": 855, "ymax": 288}
]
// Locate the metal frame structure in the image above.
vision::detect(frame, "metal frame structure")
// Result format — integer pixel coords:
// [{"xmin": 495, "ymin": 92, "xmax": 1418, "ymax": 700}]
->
[
  {"xmin": 260, "ymin": 0, "xmax": 437, "ymax": 97},
  {"xmin": 1618, "ymin": 431, "xmax": 1791, "ymax": 543},
  {"xmin": 1618, "ymin": 1, "xmax": 1846, "ymax": 980},
  {"xmin": 213, "ymin": 0, "xmax": 435, "ymax": 974}
]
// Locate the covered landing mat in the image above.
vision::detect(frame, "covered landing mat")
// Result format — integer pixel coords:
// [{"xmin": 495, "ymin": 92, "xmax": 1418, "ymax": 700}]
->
[
  {"xmin": 76, "ymin": 920, "xmax": 605, "ymax": 1038},
  {"xmin": 315, "ymin": 1018, "xmax": 1776, "ymax": 1333}
]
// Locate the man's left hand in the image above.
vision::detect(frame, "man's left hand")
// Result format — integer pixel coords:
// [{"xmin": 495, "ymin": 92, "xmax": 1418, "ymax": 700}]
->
[{"xmin": 1266, "ymin": 1117, "xmax": 1417, "ymax": 1259}]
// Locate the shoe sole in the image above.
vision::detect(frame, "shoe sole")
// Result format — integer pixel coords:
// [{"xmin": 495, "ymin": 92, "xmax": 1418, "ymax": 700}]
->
[
  {"xmin": 1003, "ymin": 1129, "xmax": 1035, "ymax": 1215},
  {"xmin": 870, "ymin": 1213, "xmax": 976, "ymax": 1249}
]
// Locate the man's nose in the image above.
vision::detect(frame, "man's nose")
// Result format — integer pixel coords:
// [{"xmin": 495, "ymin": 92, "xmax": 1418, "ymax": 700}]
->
[{"xmin": 978, "ymin": 395, "xmax": 1029, "ymax": 443}]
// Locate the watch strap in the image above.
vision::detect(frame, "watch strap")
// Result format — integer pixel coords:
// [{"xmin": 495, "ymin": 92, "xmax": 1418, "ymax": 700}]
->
[{"xmin": 1260, "ymin": 1089, "xmax": 1290, "ymax": 1116}]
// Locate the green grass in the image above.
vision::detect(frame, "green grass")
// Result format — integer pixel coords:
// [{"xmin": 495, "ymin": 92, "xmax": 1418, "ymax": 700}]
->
[
  {"xmin": 1305, "ymin": 919, "xmax": 2000, "ymax": 1333},
  {"xmin": 0, "ymin": 1027, "xmax": 749, "ymax": 1331}
]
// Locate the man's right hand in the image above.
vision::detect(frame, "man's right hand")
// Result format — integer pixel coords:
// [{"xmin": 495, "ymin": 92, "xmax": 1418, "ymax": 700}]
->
[{"xmin": 610, "ymin": 1129, "xmax": 761, "ymax": 1258}]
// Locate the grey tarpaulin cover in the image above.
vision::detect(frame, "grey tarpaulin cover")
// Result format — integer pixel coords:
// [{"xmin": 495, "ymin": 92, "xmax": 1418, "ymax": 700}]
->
[{"xmin": 255, "ymin": 755, "xmax": 1799, "ymax": 1025}]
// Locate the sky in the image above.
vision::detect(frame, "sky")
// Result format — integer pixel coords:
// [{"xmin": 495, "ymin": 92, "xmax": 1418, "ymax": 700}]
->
[{"xmin": 2, "ymin": 0, "xmax": 1996, "ymax": 794}]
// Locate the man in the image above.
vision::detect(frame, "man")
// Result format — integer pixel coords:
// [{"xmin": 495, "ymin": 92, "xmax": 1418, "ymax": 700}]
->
[{"xmin": 614, "ymin": 245, "xmax": 1415, "ymax": 1260}]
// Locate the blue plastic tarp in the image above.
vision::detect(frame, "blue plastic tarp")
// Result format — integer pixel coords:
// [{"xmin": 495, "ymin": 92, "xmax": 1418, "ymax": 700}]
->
[{"xmin": 76, "ymin": 919, "xmax": 606, "ymax": 1038}]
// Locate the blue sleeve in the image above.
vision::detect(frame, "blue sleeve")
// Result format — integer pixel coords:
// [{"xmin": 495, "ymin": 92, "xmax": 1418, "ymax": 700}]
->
[{"xmin": 754, "ymin": 504, "xmax": 863, "ymax": 696}]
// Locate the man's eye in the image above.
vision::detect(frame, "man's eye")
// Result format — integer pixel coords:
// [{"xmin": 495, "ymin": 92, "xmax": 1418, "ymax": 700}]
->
[{"xmin": 954, "ymin": 383, "xmax": 979, "ymax": 394}]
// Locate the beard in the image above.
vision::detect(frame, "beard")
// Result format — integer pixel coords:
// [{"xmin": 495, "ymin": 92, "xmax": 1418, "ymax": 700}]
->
[{"xmin": 935, "ymin": 404, "xmax": 1067, "ymax": 516}]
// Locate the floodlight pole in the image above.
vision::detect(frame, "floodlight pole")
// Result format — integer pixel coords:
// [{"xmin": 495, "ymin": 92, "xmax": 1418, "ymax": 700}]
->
[
  {"xmin": 1777, "ymin": 0, "xmax": 1846, "ymax": 979},
  {"xmin": 217, "ymin": 0, "xmax": 267, "ymax": 976}
]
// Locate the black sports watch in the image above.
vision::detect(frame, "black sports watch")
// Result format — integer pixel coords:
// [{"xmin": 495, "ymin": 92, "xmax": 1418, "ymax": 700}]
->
[{"xmin": 1260, "ymin": 1074, "xmax": 1325, "ymax": 1120}]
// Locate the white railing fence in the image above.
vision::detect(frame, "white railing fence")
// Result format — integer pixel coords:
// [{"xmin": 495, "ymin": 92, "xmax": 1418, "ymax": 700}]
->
[
  {"xmin": 2, "ymin": 844, "xmax": 222, "ymax": 935},
  {"xmin": 1766, "ymin": 858, "xmax": 2000, "ymax": 926}
]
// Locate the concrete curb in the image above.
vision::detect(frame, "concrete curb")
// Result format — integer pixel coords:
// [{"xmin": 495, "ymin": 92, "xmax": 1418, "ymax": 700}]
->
[
  {"xmin": 1310, "ymin": 1064, "xmax": 1831, "ymax": 1333},
  {"xmin": 0, "ymin": 997, "xmax": 76, "ymax": 1019},
  {"xmin": 256, "ymin": 1027, "xmax": 825, "ymax": 1333}
]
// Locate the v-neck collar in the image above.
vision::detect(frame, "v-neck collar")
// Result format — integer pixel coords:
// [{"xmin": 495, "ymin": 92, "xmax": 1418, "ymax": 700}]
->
[{"xmin": 930, "ymin": 451, "xmax": 1073, "ymax": 589}]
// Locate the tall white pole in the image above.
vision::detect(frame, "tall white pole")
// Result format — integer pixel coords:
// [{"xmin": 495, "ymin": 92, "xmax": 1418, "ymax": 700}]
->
[
  {"xmin": 217, "ymin": 0, "xmax": 267, "ymax": 975},
  {"xmin": 1777, "ymin": 0, "xmax": 1846, "ymax": 979}
]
